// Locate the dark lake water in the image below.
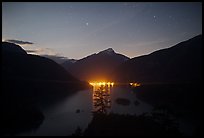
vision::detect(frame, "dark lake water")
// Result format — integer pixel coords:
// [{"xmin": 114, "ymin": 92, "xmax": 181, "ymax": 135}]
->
[
  {"xmin": 18, "ymin": 83, "xmax": 197, "ymax": 136},
  {"xmin": 19, "ymin": 85, "xmax": 153, "ymax": 136}
]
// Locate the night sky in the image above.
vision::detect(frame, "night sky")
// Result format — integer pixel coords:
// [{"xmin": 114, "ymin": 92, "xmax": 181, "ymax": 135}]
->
[{"xmin": 2, "ymin": 2, "xmax": 202, "ymax": 59}]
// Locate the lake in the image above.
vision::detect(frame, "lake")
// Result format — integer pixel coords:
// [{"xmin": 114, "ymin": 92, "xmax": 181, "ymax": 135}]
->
[{"xmin": 19, "ymin": 85, "xmax": 153, "ymax": 136}]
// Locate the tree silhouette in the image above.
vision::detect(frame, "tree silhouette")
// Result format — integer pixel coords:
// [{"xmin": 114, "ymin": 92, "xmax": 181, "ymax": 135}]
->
[{"xmin": 92, "ymin": 85, "xmax": 111, "ymax": 114}]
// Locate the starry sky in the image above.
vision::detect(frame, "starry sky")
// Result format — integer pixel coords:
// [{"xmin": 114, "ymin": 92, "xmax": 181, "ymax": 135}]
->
[{"xmin": 2, "ymin": 2, "xmax": 202, "ymax": 59}]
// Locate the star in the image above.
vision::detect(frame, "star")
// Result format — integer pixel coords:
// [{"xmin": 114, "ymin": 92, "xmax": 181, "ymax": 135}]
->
[
  {"xmin": 86, "ymin": 22, "xmax": 89, "ymax": 26},
  {"xmin": 153, "ymin": 15, "xmax": 156, "ymax": 18}
]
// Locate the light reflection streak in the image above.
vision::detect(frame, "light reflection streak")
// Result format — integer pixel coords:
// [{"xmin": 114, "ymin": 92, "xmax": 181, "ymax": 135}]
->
[{"xmin": 90, "ymin": 82, "xmax": 113, "ymax": 114}]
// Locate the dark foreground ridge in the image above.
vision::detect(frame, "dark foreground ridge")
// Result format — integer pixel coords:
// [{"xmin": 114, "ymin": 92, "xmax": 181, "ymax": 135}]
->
[{"xmin": 1, "ymin": 42, "xmax": 89, "ymax": 135}]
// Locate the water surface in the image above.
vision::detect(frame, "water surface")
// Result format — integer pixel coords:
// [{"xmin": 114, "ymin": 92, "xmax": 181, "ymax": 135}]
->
[{"xmin": 20, "ymin": 85, "xmax": 153, "ymax": 136}]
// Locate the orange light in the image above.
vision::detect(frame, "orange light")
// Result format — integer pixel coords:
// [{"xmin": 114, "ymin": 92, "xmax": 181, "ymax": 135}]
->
[
  {"xmin": 89, "ymin": 82, "xmax": 95, "ymax": 86},
  {"xmin": 89, "ymin": 81, "xmax": 115, "ymax": 86},
  {"xmin": 130, "ymin": 82, "xmax": 141, "ymax": 87}
]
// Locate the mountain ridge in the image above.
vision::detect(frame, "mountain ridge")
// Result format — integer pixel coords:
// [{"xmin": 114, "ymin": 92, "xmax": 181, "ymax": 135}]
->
[
  {"xmin": 111, "ymin": 34, "xmax": 202, "ymax": 83},
  {"xmin": 2, "ymin": 42, "xmax": 80, "ymax": 82},
  {"xmin": 62, "ymin": 47, "xmax": 130, "ymax": 81}
]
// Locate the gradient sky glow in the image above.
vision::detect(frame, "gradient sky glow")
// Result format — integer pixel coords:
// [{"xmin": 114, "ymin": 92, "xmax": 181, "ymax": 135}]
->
[{"xmin": 2, "ymin": 2, "xmax": 202, "ymax": 59}]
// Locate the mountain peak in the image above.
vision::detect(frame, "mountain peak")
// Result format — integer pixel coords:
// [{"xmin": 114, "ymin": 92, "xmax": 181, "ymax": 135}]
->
[
  {"xmin": 2, "ymin": 42, "xmax": 27, "ymax": 55},
  {"xmin": 99, "ymin": 48, "xmax": 115, "ymax": 54}
]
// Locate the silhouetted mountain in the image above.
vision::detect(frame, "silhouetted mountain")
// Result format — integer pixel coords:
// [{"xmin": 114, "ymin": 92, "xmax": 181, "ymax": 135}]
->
[
  {"xmin": 62, "ymin": 48, "xmax": 130, "ymax": 81},
  {"xmin": 2, "ymin": 42, "xmax": 27, "ymax": 55},
  {"xmin": 40, "ymin": 55, "xmax": 68, "ymax": 64},
  {"xmin": 1, "ymin": 42, "xmax": 88, "ymax": 135},
  {"xmin": 112, "ymin": 35, "xmax": 202, "ymax": 83},
  {"xmin": 61, "ymin": 59, "xmax": 77, "ymax": 68},
  {"xmin": 1, "ymin": 42, "xmax": 89, "ymax": 101},
  {"xmin": 40, "ymin": 54, "xmax": 77, "ymax": 64},
  {"xmin": 2, "ymin": 42, "xmax": 78, "ymax": 82}
]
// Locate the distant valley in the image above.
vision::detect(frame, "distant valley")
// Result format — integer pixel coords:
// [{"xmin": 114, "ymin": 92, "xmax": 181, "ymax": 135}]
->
[{"xmin": 58, "ymin": 35, "xmax": 202, "ymax": 84}]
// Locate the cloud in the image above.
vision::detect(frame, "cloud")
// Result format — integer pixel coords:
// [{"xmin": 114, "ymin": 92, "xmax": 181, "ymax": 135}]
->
[
  {"xmin": 40, "ymin": 55, "xmax": 69, "ymax": 64},
  {"xmin": 25, "ymin": 50, "xmax": 37, "ymax": 53},
  {"xmin": 3, "ymin": 39, "xmax": 68, "ymax": 62},
  {"xmin": 25, "ymin": 48, "xmax": 69, "ymax": 64},
  {"xmin": 25, "ymin": 47, "xmax": 61, "ymax": 57},
  {"xmin": 5, "ymin": 39, "xmax": 34, "ymax": 45},
  {"xmin": 42, "ymin": 55, "xmax": 68, "ymax": 59}
]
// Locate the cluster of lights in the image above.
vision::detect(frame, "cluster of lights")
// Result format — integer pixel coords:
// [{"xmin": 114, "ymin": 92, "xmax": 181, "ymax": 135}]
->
[
  {"xmin": 89, "ymin": 82, "xmax": 114, "ymax": 86},
  {"xmin": 129, "ymin": 82, "xmax": 141, "ymax": 87}
]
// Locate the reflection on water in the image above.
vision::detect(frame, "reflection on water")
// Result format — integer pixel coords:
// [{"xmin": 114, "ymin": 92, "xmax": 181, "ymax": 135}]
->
[
  {"xmin": 91, "ymin": 84, "xmax": 113, "ymax": 114},
  {"xmin": 90, "ymin": 83, "xmax": 153, "ymax": 115},
  {"xmin": 19, "ymin": 84, "xmax": 153, "ymax": 136}
]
